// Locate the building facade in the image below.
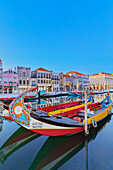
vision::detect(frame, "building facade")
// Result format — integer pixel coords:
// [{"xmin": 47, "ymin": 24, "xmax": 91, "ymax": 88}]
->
[
  {"xmin": 89, "ymin": 72, "xmax": 113, "ymax": 91},
  {"xmin": 3, "ymin": 69, "xmax": 18, "ymax": 93},
  {"xmin": 0, "ymin": 59, "xmax": 3, "ymax": 89},
  {"xmin": 66, "ymin": 71, "xmax": 89, "ymax": 91},
  {"xmin": 17, "ymin": 66, "xmax": 31, "ymax": 93},
  {"xmin": 59, "ymin": 71, "xmax": 89, "ymax": 91},
  {"xmin": 59, "ymin": 73, "xmax": 76, "ymax": 92},
  {"xmin": 51, "ymin": 72, "xmax": 59, "ymax": 92},
  {"xmin": 31, "ymin": 67, "xmax": 52, "ymax": 92}
]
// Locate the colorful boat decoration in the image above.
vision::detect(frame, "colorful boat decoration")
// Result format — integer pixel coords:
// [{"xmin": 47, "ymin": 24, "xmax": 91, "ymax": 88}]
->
[
  {"xmin": 29, "ymin": 115, "xmax": 111, "ymax": 170},
  {"xmin": 0, "ymin": 87, "xmax": 39, "ymax": 121},
  {"xmin": 0, "ymin": 127, "xmax": 41, "ymax": 164},
  {"xmin": 9, "ymin": 88, "xmax": 112, "ymax": 136}
]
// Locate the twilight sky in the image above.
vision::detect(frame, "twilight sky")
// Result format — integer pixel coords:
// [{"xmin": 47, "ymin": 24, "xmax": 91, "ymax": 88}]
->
[{"xmin": 0, "ymin": 0, "xmax": 113, "ymax": 75}]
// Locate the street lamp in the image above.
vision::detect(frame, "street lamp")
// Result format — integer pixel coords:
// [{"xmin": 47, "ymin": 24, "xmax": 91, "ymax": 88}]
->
[{"xmin": 27, "ymin": 78, "xmax": 29, "ymax": 90}]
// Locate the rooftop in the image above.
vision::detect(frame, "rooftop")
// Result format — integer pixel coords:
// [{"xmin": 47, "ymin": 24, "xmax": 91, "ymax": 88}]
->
[
  {"xmin": 90, "ymin": 72, "xmax": 112, "ymax": 77},
  {"xmin": 66, "ymin": 71, "xmax": 88, "ymax": 76},
  {"xmin": 33, "ymin": 67, "xmax": 52, "ymax": 72}
]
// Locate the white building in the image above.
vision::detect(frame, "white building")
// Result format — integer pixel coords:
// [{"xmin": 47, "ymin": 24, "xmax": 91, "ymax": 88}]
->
[
  {"xmin": 89, "ymin": 72, "xmax": 113, "ymax": 90},
  {"xmin": 17, "ymin": 66, "xmax": 31, "ymax": 93},
  {"xmin": 51, "ymin": 72, "xmax": 59, "ymax": 92},
  {"xmin": 31, "ymin": 67, "xmax": 52, "ymax": 92}
]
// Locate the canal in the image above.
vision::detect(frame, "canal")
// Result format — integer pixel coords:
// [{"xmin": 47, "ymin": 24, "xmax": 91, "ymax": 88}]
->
[{"xmin": 0, "ymin": 94, "xmax": 113, "ymax": 170}]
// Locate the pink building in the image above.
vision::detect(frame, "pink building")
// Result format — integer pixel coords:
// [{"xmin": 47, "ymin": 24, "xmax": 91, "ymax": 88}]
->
[{"xmin": 3, "ymin": 69, "xmax": 18, "ymax": 93}]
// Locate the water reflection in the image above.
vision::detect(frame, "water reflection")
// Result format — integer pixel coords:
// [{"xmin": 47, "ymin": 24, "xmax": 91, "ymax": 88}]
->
[
  {"xmin": 0, "ymin": 116, "xmax": 3, "ymax": 132},
  {"xmin": 29, "ymin": 93, "xmax": 113, "ymax": 110},
  {"xmin": 29, "ymin": 115, "xmax": 111, "ymax": 170},
  {"xmin": 0, "ymin": 94, "xmax": 113, "ymax": 169},
  {"xmin": 94, "ymin": 93, "xmax": 113, "ymax": 103},
  {"xmin": 0, "ymin": 127, "xmax": 42, "ymax": 164},
  {"xmin": 30, "ymin": 96, "xmax": 82, "ymax": 110}
]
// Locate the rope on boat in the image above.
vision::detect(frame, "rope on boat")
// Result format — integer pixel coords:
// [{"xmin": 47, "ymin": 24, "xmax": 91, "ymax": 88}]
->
[{"xmin": 92, "ymin": 119, "xmax": 97, "ymax": 128}]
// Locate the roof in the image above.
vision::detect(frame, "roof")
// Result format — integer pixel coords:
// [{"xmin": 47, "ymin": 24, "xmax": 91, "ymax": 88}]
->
[
  {"xmin": 33, "ymin": 67, "xmax": 52, "ymax": 72},
  {"xmin": 66, "ymin": 71, "xmax": 88, "ymax": 76},
  {"xmin": 64, "ymin": 74, "xmax": 70, "ymax": 77},
  {"xmin": 90, "ymin": 72, "xmax": 112, "ymax": 77},
  {"xmin": 0, "ymin": 59, "xmax": 2, "ymax": 62}
]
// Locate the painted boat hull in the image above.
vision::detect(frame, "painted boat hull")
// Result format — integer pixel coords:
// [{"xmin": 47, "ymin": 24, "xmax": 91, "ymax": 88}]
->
[{"xmin": 29, "ymin": 127, "xmax": 84, "ymax": 136}]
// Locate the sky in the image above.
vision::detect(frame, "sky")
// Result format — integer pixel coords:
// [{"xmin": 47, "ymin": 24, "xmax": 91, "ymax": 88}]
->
[{"xmin": 0, "ymin": 0, "xmax": 113, "ymax": 75}]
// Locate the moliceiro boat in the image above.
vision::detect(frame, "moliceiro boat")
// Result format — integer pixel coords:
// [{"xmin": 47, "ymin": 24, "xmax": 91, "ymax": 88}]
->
[
  {"xmin": 0, "ymin": 91, "xmax": 92, "ymax": 121},
  {"xmin": 9, "ymin": 88, "xmax": 112, "ymax": 136}
]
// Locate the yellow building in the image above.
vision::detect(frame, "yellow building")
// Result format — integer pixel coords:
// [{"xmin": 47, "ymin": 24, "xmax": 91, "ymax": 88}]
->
[{"xmin": 89, "ymin": 72, "xmax": 113, "ymax": 91}]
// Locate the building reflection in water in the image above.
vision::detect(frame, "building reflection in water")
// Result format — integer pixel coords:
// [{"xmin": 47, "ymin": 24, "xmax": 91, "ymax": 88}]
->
[{"xmin": 29, "ymin": 96, "xmax": 81, "ymax": 110}]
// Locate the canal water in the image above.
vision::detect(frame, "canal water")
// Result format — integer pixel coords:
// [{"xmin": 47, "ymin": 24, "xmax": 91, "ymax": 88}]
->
[{"xmin": 0, "ymin": 94, "xmax": 113, "ymax": 170}]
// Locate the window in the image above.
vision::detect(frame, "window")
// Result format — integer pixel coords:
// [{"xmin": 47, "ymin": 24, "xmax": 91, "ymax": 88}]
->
[
  {"xmin": 26, "ymin": 72, "xmax": 29, "ymax": 77},
  {"xmin": 23, "ymin": 80, "xmax": 26, "ymax": 85},
  {"xmin": 4, "ymin": 77, "xmax": 7, "ymax": 83},
  {"xmin": 23, "ymin": 72, "xmax": 25, "ymax": 77},
  {"xmin": 41, "ymin": 80, "xmax": 43, "ymax": 83},
  {"xmin": 49, "ymin": 74, "xmax": 51, "ymax": 79},
  {"xmin": 9, "ymin": 70, "xmax": 12, "ymax": 73},
  {"xmin": 38, "ymin": 80, "xmax": 40, "ymax": 83},
  {"xmin": 19, "ymin": 72, "xmax": 22, "ymax": 77},
  {"xmin": 27, "ymin": 80, "xmax": 29, "ymax": 85},
  {"xmin": 9, "ymin": 76, "xmax": 12, "ymax": 82},
  {"xmin": 38, "ymin": 72, "xmax": 40, "ymax": 78},
  {"xmin": 46, "ymin": 73, "xmax": 48, "ymax": 78},
  {"xmin": 44, "ymin": 80, "xmax": 45, "ymax": 84},
  {"xmin": 14, "ymin": 77, "xmax": 16, "ymax": 83},
  {"xmin": 41, "ymin": 73, "xmax": 43, "ymax": 78},
  {"xmin": 32, "ymin": 81, "xmax": 35, "ymax": 86},
  {"xmin": 44, "ymin": 73, "xmax": 45, "ymax": 78},
  {"xmin": 19, "ymin": 80, "xmax": 22, "ymax": 85}
]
